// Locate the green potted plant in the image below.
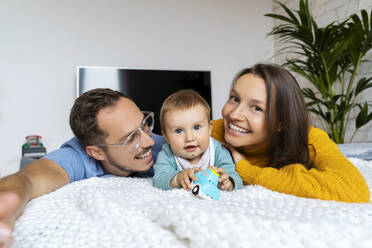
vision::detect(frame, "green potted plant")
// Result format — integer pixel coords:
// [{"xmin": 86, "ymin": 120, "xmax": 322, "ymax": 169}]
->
[{"xmin": 266, "ymin": 0, "xmax": 372, "ymax": 143}]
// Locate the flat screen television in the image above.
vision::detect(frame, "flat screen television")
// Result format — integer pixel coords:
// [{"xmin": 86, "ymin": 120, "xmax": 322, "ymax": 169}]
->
[{"xmin": 77, "ymin": 66, "xmax": 212, "ymax": 134}]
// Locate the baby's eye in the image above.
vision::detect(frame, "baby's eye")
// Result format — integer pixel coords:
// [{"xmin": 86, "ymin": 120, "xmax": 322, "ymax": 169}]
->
[
  {"xmin": 175, "ymin": 128, "xmax": 183, "ymax": 134},
  {"xmin": 194, "ymin": 125, "xmax": 201, "ymax": 131}
]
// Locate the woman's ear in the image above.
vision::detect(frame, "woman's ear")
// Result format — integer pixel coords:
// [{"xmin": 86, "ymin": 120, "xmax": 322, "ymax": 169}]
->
[
  {"xmin": 86, "ymin": 145, "xmax": 105, "ymax": 161},
  {"xmin": 278, "ymin": 123, "xmax": 284, "ymax": 132}
]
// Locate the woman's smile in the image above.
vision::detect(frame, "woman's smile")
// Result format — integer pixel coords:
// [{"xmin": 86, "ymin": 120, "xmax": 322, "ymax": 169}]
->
[{"xmin": 228, "ymin": 122, "xmax": 250, "ymax": 135}]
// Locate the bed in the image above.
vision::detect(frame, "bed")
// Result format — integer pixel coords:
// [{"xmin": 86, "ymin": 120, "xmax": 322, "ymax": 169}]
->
[{"xmin": 13, "ymin": 151, "xmax": 372, "ymax": 248}]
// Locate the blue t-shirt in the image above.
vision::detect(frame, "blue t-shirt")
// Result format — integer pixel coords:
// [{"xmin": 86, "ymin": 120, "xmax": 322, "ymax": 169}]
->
[{"xmin": 44, "ymin": 133, "xmax": 166, "ymax": 182}]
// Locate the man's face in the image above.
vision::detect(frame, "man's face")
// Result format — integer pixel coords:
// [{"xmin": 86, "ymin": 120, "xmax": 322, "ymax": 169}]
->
[{"xmin": 96, "ymin": 97, "xmax": 155, "ymax": 176}]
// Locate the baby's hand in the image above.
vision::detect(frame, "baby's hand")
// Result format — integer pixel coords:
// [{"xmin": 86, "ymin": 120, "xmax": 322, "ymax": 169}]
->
[
  {"xmin": 175, "ymin": 167, "xmax": 201, "ymax": 190},
  {"xmin": 209, "ymin": 166, "xmax": 234, "ymax": 191}
]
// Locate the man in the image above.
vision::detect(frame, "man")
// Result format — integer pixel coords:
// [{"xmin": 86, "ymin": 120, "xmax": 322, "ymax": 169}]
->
[{"xmin": 0, "ymin": 88, "xmax": 165, "ymax": 247}]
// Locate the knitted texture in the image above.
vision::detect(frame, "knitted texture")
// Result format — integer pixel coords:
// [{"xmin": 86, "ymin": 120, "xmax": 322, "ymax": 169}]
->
[
  {"xmin": 13, "ymin": 158, "xmax": 372, "ymax": 248},
  {"xmin": 211, "ymin": 119, "xmax": 370, "ymax": 202}
]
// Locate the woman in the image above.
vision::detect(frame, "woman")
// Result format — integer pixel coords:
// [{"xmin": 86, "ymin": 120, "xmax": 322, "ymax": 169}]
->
[{"xmin": 212, "ymin": 63, "xmax": 370, "ymax": 203}]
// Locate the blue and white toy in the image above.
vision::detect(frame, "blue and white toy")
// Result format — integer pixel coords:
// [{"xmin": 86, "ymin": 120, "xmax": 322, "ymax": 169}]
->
[{"xmin": 191, "ymin": 168, "xmax": 220, "ymax": 200}]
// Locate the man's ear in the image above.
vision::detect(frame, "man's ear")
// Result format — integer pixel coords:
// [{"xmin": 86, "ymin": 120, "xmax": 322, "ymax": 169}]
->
[
  {"xmin": 161, "ymin": 130, "xmax": 169, "ymax": 144},
  {"xmin": 86, "ymin": 145, "xmax": 105, "ymax": 161}
]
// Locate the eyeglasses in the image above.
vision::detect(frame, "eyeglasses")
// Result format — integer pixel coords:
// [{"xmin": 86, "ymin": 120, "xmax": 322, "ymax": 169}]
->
[{"xmin": 94, "ymin": 111, "xmax": 154, "ymax": 152}]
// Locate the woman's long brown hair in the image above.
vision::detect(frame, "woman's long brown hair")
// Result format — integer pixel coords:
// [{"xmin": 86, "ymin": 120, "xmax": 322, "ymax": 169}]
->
[{"xmin": 232, "ymin": 63, "xmax": 313, "ymax": 169}]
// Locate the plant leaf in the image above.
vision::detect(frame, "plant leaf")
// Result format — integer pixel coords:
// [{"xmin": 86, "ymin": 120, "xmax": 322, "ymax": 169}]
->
[
  {"xmin": 356, "ymin": 103, "xmax": 371, "ymax": 129},
  {"xmin": 354, "ymin": 77, "xmax": 372, "ymax": 96},
  {"xmin": 264, "ymin": 14, "xmax": 294, "ymax": 24}
]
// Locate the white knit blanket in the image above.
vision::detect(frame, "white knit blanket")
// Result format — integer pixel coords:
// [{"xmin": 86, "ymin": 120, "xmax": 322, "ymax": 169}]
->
[{"xmin": 14, "ymin": 158, "xmax": 372, "ymax": 248}]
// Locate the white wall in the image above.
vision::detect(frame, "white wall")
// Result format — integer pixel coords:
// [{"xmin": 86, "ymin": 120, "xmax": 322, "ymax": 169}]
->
[
  {"xmin": 0, "ymin": 0, "xmax": 274, "ymax": 176},
  {"xmin": 273, "ymin": 0, "xmax": 372, "ymax": 143}
]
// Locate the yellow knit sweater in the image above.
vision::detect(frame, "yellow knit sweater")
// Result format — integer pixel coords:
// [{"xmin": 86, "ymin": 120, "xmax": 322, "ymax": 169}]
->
[{"xmin": 212, "ymin": 119, "xmax": 370, "ymax": 203}]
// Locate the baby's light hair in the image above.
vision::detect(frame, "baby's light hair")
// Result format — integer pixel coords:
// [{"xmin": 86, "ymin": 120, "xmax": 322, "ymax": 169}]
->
[{"xmin": 160, "ymin": 89, "xmax": 211, "ymax": 131}]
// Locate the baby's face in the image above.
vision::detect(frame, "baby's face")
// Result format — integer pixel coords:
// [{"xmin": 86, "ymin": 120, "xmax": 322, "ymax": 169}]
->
[{"xmin": 163, "ymin": 105, "xmax": 212, "ymax": 164}]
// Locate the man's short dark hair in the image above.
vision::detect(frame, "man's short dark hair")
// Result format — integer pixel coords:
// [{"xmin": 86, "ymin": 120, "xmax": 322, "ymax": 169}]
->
[{"xmin": 69, "ymin": 88, "xmax": 128, "ymax": 147}]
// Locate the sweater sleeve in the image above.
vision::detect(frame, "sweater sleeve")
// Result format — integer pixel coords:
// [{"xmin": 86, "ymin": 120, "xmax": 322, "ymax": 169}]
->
[
  {"xmin": 236, "ymin": 127, "xmax": 370, "ymax": 203},
  {"xmin": 212, "ymin": 138, "xmax": 243, "ymax": 190},
  {"xmin": 152, "ymin": 144, "xmax": 179, "ymax": 191}
]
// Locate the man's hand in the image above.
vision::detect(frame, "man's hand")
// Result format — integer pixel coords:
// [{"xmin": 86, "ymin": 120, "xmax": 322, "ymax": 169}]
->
[
  {"xmin": 171, "ymin": 167, "xmax": 201, "ymax": 190},
  {"xmin": 0, "ymin": 159, "xmax": 70, "ymax": 248},
  {"xmin": 209, "ymin": 166, "xmax": 234, "ymax": 191},
  {"xmin": 0, "ymin": 192, "xmax": 20, "ymax": 248}
]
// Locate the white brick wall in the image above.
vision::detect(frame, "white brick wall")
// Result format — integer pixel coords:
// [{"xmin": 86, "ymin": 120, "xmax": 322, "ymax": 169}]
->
[{"xmin": 272, "ymin": 0, "xmax": 372, "ymax": 143}]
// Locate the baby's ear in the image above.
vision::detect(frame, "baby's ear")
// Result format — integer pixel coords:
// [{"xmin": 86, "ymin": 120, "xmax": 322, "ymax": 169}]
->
[
  {"xmin": 209, "ymin": 120, "xmax": 213, "ymax": 135},
  {"xmin": 161, "ymin": 130, "xmax": 169, "ymax": 143}
]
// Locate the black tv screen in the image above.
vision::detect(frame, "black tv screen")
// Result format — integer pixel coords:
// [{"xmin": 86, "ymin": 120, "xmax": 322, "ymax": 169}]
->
[{"xmin": 77, "ymin": 66, "xmax": 212, "ymax": 134}]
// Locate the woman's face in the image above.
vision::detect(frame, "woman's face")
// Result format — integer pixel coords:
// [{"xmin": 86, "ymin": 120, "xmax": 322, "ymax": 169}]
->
[{"xmin": 222, "ymin": 73, "xmax": 269, "ymax": 149}]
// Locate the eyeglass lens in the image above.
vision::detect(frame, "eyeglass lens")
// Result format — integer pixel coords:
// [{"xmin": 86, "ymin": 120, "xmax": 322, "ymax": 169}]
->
[
  {"xmin": 126, "ymin": 129, "xmax": 141, "ymax": 151},
  {"xmin": 143, "ymin": 113, "xmax": 154, "ymax": 134},
  {"xmin": 125, "ymin": 113, "xmax": 154, "ymax": 151}
]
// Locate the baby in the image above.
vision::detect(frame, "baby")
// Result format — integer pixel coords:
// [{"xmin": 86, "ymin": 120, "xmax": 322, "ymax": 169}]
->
[{"xmin": 153, "ymin": 89, "xmax": 243, "ymax": 191}]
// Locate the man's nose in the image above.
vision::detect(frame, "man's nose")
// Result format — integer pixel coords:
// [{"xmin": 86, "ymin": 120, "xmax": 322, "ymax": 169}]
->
[{"xmin": 140, "ymin": 129, "xmax": 155, "ymax": 148}]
